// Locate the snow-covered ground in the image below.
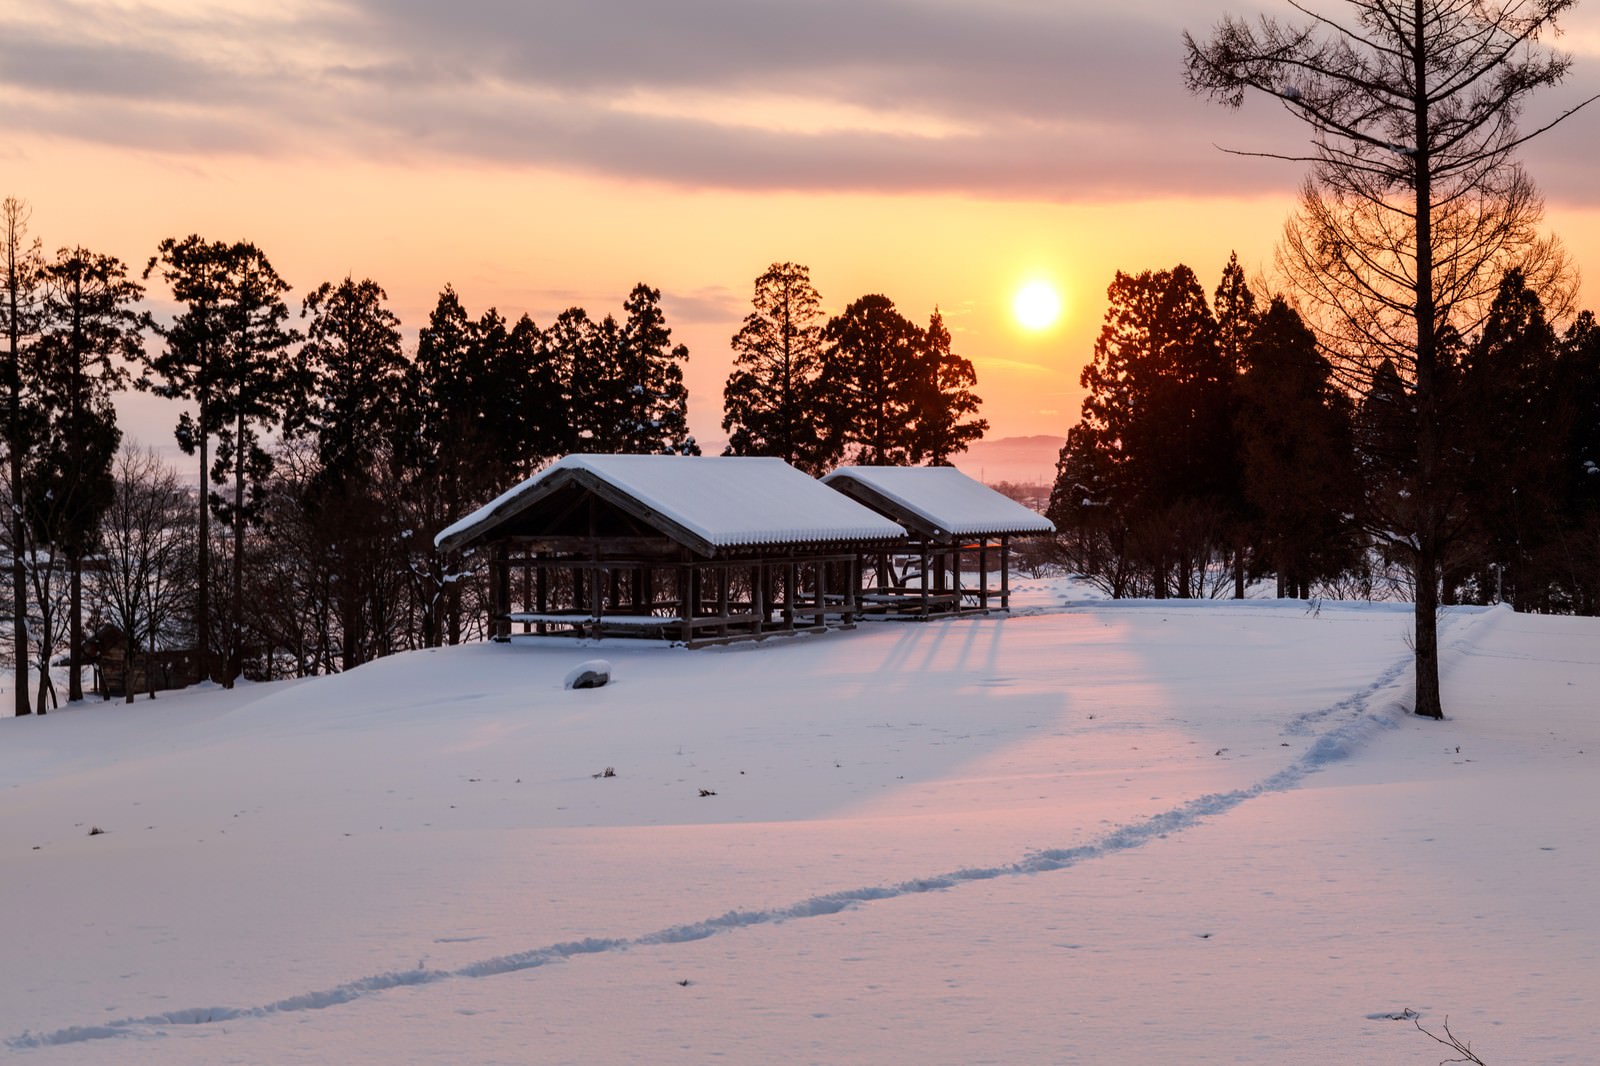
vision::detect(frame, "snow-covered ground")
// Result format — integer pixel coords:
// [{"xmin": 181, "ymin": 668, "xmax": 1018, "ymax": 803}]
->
[{"xmin": 2, "ymin": 579, "xmax": 1595, "ymax": 1064}]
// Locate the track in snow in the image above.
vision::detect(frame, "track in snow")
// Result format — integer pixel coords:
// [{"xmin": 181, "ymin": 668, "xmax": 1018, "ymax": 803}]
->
[{"xmin": 8, "ymin": 609, "xmax": 1477, "ymax": 1050}]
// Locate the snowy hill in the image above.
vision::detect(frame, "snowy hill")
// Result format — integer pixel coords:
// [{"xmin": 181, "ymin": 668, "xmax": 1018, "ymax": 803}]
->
[{"xmin": 2, "ymin": 584, "xmax": 1596, "ymax": 1063}]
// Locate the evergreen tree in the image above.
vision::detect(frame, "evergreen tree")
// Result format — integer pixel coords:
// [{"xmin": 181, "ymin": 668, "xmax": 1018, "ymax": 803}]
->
[
  {"xmin": 722, "ymin": 262, "xmax": 832, "ymax": 473},
  {"xmin": 912, "ymin": 309, "xmax": 987, "ymax": 465},
  {"xmin": 1453, "ymin": 270, "xmax": 1567, "ymax": 609},
  {"xmin": 210, "ymin": 242, "xmax": 302, "ymax": 687},
  {"xmin": 1212, "ymin": 253, "xmax": 1258, "ymax": 597},
  {"xmin": 1555, "ymin": 312, "xmax": 1600, "ymax": 612},
  {"xmin": 141, "ymin": 235, "xmax": 233, "ymax": 682},
  {"xmin": 32, "ymin": 247, "xmax": 142, "ymax": 701},
  {"xmin": 1236, "ymin": 297, "xmax": 1360, "ymax": 598},
  {"xmin": 616, "ymin": 283, "xmax": 697, "ymax": 455},
  {"xmin": 393, "ymin": 286, "xmax": 482, "ymax": 647},
  {"xmin": 500, "ymin": 312, "xmax": 566, "ymax": 475},
  {"xmin": 301, "ymin": 276, "xmax": 406, "ymax": 669},
  {"xmin": 546, "ymin": 306, "xmax": 612, "ymax": 453},
  {"xmin": 820, "ymin": 294, "xmax": 924, "ymax": 466},
  {"xmin": 1053, "ymin": 265, "xmax": 1234, "ymax": 597}
]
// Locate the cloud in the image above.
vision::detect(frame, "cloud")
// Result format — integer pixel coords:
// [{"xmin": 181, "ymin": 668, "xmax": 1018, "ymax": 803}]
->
[{"xmin": 4, "ymin": 0, "xmax": 1599, "ymax": 205}]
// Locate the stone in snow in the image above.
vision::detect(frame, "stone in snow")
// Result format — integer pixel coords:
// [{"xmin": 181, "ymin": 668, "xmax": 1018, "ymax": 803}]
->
[{"xmin": 565, "ymin": 660, "xmax": 612, "ymax": 690}]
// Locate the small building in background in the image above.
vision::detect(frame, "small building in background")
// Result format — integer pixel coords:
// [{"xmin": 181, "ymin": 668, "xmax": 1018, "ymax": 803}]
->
[
  {"xmin": 434, "ymin": 454, "xmax": 906, "ymax": 646},
  {"xmin": 821, "ymin": 465, "xmax": 1056, "ymax": 618}
]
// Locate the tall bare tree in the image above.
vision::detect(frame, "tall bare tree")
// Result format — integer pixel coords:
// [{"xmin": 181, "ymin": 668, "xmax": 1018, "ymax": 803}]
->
[
  {"xmin": 1, "ymin": 198, "xmax": 41, "ymax": 716},
  {"xmin": 1185, "ymin": 0, "xmax": 1596, "ymax": 718}
]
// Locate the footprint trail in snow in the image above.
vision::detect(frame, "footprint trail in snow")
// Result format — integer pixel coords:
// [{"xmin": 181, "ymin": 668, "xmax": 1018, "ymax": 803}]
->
[{"xmin": 8, "ymin": 611, "xmax": 1466, "ymax": 1050}]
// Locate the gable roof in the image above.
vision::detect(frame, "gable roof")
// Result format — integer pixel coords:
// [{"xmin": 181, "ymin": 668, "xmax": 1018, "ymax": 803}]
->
[
  {"xmin": 822, "ymin": 465, "xmax": 1056, "ymax": 538},
  {"xmin": 435, "ymin": 454, "xmax": 906, "ymax": 556}
]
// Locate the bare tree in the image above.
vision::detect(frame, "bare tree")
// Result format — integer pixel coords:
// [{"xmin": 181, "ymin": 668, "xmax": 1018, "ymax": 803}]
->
[
  {"xmin": 1185, "ymin": 0, "xmax": 1597, "ymax": 718},
  {"xmin": 1, "ymin": 197, "xmax": 41, "ymax": 716},
  {"xmin": 92, "ymin": 447, "xmax": 195, "ymax": 703}
]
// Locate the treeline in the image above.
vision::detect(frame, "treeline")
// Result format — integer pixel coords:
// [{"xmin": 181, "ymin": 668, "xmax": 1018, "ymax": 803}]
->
[
  {"xmin": 722, "ymin": 262, "xmax": 986, "ymax": 473},
  {"xmin": 0, "ymin": 203, "xmax": 991, "ymax": 713},
  {"xmin": 1049, "ymin": 254, "xmax": 1600, "ymax": 611},
  {"xmin": 2, "ymin": 201, "xmax": 704, "ymax": 713}
]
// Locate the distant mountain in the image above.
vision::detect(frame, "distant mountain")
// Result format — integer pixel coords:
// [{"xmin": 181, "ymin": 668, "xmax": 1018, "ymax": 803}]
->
[{"xmin": 952, "ymin": 434, "xmax": 1061, "ymax": 488}]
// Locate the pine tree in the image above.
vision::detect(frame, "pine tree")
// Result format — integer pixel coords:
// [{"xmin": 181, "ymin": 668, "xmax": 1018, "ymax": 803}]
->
[
  {"xmin": 821, "ymin": 294, "xmax": 924, "ymax": 466},
  {"xmin": 1236, "ymin": 297, "xmax": 1359, "ymax": 598},
  {"xmin": 301, "ymin": 276, "xmax": 406, "ymax": 669},
  {"xmin": 912, "ymin": 309, "xmax": 987, "ymax": 465},
  {"xmin": 1212, "ymin": 253, "xmax": 1258, "ymax": 597},
  {"xmin": 1454, "ymin": 270, "xmax": 1566, "ymax": 609},
  {"xmin": 210, "ymin": 242, "xmax": 302, "ymax": 687},
  {"xmin": 32, "ymin": 247, "xmax": 142, "ymax": 701},
  {"xmin": 722, "ymin": 262, "xmax": 832, "ymax": 473},
  {"xmin": 141, "ymin": 235, "xmax": 234, "ymax": 682},
  {"xmin": 616, "ymin": 283, "xmax": 696, "ymax": 455},
  {"xmin": 1054, "ymin": 265, "xmax": 1233, "ymax": 597}
]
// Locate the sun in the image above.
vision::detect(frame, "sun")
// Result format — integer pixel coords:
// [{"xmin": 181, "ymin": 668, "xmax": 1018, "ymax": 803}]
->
[{"xmin": 1013, "ymin": 280, "xmax": 1062, "ymax": 331}]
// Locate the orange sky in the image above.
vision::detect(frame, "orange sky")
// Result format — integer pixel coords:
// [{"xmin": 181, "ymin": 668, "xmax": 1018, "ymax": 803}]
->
[{"xmin": 6, "ymin": 1, "xmax": 1600, "ymax": 466}]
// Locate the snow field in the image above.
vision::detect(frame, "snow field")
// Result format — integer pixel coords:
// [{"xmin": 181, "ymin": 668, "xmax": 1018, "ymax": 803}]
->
[{"xmin": 2, "ymin": 589, "xmax": 1595, "ymax": 1063}]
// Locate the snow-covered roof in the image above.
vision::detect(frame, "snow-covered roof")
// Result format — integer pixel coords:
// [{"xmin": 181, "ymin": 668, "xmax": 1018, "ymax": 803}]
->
[
  {"xmin": 822, "ymin": 465, "xmax": 1056, "ymax": 538},
  {"xmin": 435, "ymin": 454, "xmax": 906, "ymax": 555}
]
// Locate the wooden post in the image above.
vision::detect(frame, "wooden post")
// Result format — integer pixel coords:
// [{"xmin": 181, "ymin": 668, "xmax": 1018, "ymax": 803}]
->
[
  {"xmin": 919, "ymin": 544, "xmax": 931, "ymax": 617},
  {"xmin": 1000, "ymin": 535, "xmax": 1011, "ymax": 611},
  {"xmin": 675, "ymin": 562, "xmax": 690, "ymax": 643},
  {"xmin": 814, "ymin": 561, "xmax": 827, "ymax": 628},
  {"xmin": 535, "ymin": 562, "xmax": 549, "ymax": 634},
  {"xmin": 716, "ymin": 564, "xmax": 730, "ymax": 638},
  {"xmin": 492, "ymin": 545, "xmax": 511, "ymax": 641},
  {"xmin": 979, "ymin": 538, "xmax": 990, "ymax": 612},
  {"xmin": 521, "ymin": 555, "xmax": 531, "ymax": 633},
  {"xmin": 753, "ymin": 559, "xmax": 767, "ymax": 631},
  {"xmin": 780, "ymin": 560, "xmax": 793, "ymax": 627},
  {"xmin": 951, "ymin": 540, "xmax": 962, "ymax": 613}
]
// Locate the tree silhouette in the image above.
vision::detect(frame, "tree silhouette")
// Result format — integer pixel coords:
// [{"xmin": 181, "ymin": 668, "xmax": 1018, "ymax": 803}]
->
[
  {"xmin": 912, "ymin": 309, "xmax": 987, "ymax": 465},
  {"xmin": 1185, "ymin": 0, "xmax": 1597, "ymax": 716},
  {"xmin": 33, "ymin": 246, "xmax": 142, "ymax": 701},
  {"xmin": 722, "ymin": 262, "xmax": 833, "ymax": 473},
  {"xmin": 1, "ymin": 198, "xmax": 41, "ymax": 715}
]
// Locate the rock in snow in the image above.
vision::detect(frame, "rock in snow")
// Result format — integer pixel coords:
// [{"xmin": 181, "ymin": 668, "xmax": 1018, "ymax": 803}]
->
[{"xmin": 564, "ymin": 659, "xmax": 612, "ymax": 690}]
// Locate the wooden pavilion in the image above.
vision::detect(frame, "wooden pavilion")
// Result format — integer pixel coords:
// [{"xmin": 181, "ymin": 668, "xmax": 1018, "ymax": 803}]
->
[
  {"xmin": 434, "ymin": 455, "xmax": 907, "ymax": 646},
  {"xmin": 821, "ymin": 465, "xmax": 1056, "ymax": 618}
]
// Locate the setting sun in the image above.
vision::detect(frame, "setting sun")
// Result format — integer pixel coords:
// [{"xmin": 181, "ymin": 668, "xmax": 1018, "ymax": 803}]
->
[{"xmin": 1013, "ymin": 280, "xmax": 1063, "ymax": 331}]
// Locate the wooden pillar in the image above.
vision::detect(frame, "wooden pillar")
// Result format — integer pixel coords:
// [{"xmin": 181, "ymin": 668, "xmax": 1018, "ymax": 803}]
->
[
  {"xmin": 919, "ymin": 544, "xmax": 931, "ymax": 617},
  {"xmin": 491, "ymin": 544, "xmax": 511, "ymax": 641},
  {"xmin": 753, "ymin": 559, "xmax": 767, "ymax": 630},
  {"xmin": 844, "ymin": 554, "xmax": 859, "ymax": 624},
  {"xmin": 979, "ymin": 538, "xmax": 990, "ymax": 612},
  {"xmin": 952, "ymin": 540, "xmax": 962, "ymax": 613},
  {"xmin": 717, "ymin": 564, "xmax": 730, "ymax": 637},
  {"xmin": 814, "ymin": 560, "xmax": 827, "ymax": 628},
  {"xmin": 1000, "ymin": 535, "xmax": 1011, "ymax": 611},
  {"xmin": 521, "ymin": 555, "xmax": 531, "ymax": 632},
  {"xmin": 783, "ymin": 561, "xmax": 797, "ymax": 630}
]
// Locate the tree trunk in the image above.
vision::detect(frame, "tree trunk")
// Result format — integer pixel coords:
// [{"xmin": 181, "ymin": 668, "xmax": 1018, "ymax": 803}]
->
[
  {"xmin": 1410, "ymin": 1, "xmax": 1444, "ymax": 719},
  {"xmin": 6, "ymin": 247, "xmax": 28, "ymax": 716},
  {"xmin": 68, "ymin": 555, "xmax": 84, "ymax": 701},
  {"xmin": 228, "ymin": 409, "xmax": 245, "ymax": 687},
  {"xmin": 197, "ymin": 424, "xmax": 211, "ymax": 684}
]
